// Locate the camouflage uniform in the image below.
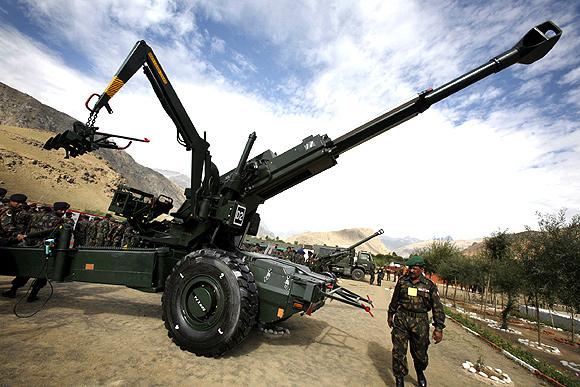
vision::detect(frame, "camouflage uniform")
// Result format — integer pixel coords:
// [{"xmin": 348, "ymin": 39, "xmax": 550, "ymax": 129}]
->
[
  {"xmin": 388, "ymin": 273, "xmax": 445, "ymax": 379},
  {"xmin": 0, "ymin": 204, "xmax": 31, "ymax": 245},
  {"xmin": 73, "ymin": 216, "xmax": 90, "ymax": 247},
  {"xmin": 121, "ymin": 225, "xmax": 138, "ymax": 248},
  {"xmin": 95, "ymin": 216, "xmax": 113, "ymax": 246},
  {"xmin": 113, "ymin": 223, "xmax": 127, "ymax": 247},
  {"xmin": 85, "ymin": 218, "xmax": 100, "ymax": 246},
  {"xmin": 25, "ymin": 211, "xmax": 65, "ymax": 246}
]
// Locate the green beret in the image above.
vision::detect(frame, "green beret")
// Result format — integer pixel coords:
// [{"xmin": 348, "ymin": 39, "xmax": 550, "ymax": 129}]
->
[{"xmin": 406, "ymin": 255, "xmax": 425, "ymax": 267}]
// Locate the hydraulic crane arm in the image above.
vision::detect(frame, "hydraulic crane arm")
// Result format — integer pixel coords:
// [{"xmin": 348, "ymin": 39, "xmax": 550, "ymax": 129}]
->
[{"xmin": 89, "ymin": 41, "xmax": 210, "ymax": 196}]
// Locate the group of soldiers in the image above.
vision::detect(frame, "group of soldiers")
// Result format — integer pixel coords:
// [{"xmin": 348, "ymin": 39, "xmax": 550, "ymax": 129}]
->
[
  {"xmin": 0, "ymin": 187, "xmax": 139, "ymax": 301},
  {"xmin": 75, "ymin": 214, "xmax": 138, "ymax": 249},
  {"xmin": 0, "ymin": 189, "xmax": 72, "ymax": 301},
  {"xmin": 369, "ymin": 267, "xmax": 385, "ymax": 286}
]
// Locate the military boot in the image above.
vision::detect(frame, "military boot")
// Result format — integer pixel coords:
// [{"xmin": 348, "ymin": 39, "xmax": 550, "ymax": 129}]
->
[
  {"xmin": 27, "ymin": 287, "xmax": 40, "ymax": 302},
  {"xmin": 27, "ymin": 293, "xmax": 39, "ymax": 302},
  {"xmin": 395, "ymin": 376, "xmax": 405, "ymax": 387},
  {"xmin": 1, "ymin": 287, "xmax": 17, "ymax": 298},
  {"xmin": 416, "ymin": 370, "xmax": 427, "ymax": 387}
]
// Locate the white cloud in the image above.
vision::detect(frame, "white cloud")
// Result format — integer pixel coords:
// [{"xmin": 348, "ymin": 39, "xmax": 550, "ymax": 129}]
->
[
  {"xmin": 560, "ymin": 66, "xmax": 580, "ymax": 85},
  {"xmin": 1, "ymin": 0, "xmax": 578, "ymax": 241}
]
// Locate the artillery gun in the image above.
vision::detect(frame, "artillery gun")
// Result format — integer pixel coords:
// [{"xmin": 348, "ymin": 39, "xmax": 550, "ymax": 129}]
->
[
  {"xmin": 1, "ymin": 21, "xmax": 561, "ymax": 357},
  {"xmin": 310, "ymin": 229, "xmax": 384, "ymax": 280}
]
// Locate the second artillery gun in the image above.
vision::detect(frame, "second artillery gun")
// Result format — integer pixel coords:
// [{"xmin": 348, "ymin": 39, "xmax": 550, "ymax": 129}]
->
[
  {"xmin": 310, "ymin": 229, "xmax": 384, "ymax": 281},
  {"xmin": 2, "ymin": 21, "xmax": 561, "ymax": 356}
]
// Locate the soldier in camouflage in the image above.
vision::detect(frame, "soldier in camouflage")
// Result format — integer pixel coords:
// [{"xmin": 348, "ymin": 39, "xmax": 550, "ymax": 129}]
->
[
  {"xmin": 3, "ymin": 202, "xmax": 70, "ymax": 302},
  {"xmin": 121, "ymin": 224, "xmax": 138, "ymax": 248},
  {"xmin": 0, "ymin": 193, "xmax": 30, "ymax": 247},
  {"xmin": 387, "ymin": 255, "xmax": 445, "ymax": 387},
  {"xmin": 111, "ymin": 221, "xmax": 127, "ymax": 248},
  {"xmin": 85, "ymin": 216, "xmax": 101, "ymax": 246},
  {"xmin": 73, "ymin": 214, "xmax": 90, "ymax": 247},
  {"xmin": 95, "ymin": 213, "xmax": 113, "ymax": 246}
]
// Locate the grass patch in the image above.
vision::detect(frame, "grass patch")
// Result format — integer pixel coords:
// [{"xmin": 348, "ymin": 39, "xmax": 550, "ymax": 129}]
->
[{"xmin": 445, "ymin": 307, "xmax": 579, "ymax": 387}]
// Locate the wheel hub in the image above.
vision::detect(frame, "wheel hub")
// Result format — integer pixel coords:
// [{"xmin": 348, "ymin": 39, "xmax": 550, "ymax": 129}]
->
[
  {"xmin": 188, "ymin": 286, "xmax": 213, "ymax": 318},
  {"xmin": 180, "ymin": 275, "xmax": 224, "ymax": 329}
]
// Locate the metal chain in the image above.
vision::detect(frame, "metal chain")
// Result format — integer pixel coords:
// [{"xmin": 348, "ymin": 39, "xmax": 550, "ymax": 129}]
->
[{"xmin": 85, "ymin": 110, "xmax": 98, "ymax": 128}]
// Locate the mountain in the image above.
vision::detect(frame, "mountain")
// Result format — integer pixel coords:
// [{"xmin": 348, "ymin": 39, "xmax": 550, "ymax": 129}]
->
[
  {"xmin": 380, "ymin": 235, "xmax": 423, "ymax": 251},
  {"xmin": 0, "ymin": 82, "xmax": 185, "ymax": 210},
  {"xmin": 286, "ymin": 228, "xmax": 390, "ymax": 255},
  {"xmin": 394, "ymin": 238, "xmax": 483, "ymax": 258},
  {"xmin": 154, "ymin": 168, "xmax": 190, "ymax": 189}
]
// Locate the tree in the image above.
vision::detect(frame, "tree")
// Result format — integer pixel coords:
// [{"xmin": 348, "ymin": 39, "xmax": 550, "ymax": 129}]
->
[
  {"xmin": 522, "ymin": 210, "xmax": 580, "ymax": 342},
  {"xmin": 436, "ymin": 253, "xmax": 465, "ymax": 304},
  {"xmin": 484, "ymin": 231, "xmax": 523, "ymax": 330},
  {"xmin": 421, "ymin": 240, "xmax": 460, "ymax": 276}
]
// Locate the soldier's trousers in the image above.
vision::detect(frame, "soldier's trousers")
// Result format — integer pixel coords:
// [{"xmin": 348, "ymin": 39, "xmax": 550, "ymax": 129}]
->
[
  {"xmin": 391, "ymin": 310, "xmax": 430, "ymax": 377},
  {"xmin": 11, "ymin": 276, "xmax": 47, "ymax": 293}
]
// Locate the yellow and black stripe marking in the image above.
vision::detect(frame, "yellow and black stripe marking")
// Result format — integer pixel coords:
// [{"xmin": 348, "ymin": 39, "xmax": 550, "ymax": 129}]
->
[
  {"xmin": 104, "ymin": 76, "xmax": 124, "ymax": 98},
  {"xmin": 147, "ymin": 52, "xmax": 168, "ymax": 85}
]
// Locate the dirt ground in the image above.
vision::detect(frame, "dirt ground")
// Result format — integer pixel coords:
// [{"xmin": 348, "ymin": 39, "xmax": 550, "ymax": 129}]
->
[{"xmin": 0, "ymin": 276, "xmax": 550, "ymax": 386}]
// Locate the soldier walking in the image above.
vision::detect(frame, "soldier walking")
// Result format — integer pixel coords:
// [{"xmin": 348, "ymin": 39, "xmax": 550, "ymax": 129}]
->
[
  {"xmin": 369, "ymin": 269, "xmax": 375, "ymax": 285},
  {"xmin": 387, "ymin": 256, "xmax": 445, "ymax": 387}
]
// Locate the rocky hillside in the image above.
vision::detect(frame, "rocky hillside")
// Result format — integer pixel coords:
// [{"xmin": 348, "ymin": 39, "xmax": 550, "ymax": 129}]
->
[
  {"xmin": 0, "ymin": 125, "xmax": 120, "ymax": 211},
  {"xmin": 287, "ymin": 228, "xmax": 390, "ymax": 255},
  {"xmin": 0, "ymin": 82, "xmax": 184, "ymax": 210}
]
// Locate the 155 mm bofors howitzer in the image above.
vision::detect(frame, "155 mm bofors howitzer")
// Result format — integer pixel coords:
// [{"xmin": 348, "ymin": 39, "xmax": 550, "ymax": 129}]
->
[
  {"xmin": 310, "ymin": 229, "xmax": 384, "ymax": 281},
  {"xmin": 1, "ymin": 21, "xmax": 561, "ymax": 356}
]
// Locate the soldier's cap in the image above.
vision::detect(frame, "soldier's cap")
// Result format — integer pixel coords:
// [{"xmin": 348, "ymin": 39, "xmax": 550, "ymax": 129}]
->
[
  {"xmin": 9, "ymin": 193, "xmax": 27, "ymax": 203},
  {"xmin": 53, "ymin": 201, "xmax": 70, "ymax": 211},
  {"xmin": 406, "ymin": 255, "xmax": 425, "ymax": 267},
  {"xmin": 0, "ymin": 187, "xmax": 7, "ymax": 197}
]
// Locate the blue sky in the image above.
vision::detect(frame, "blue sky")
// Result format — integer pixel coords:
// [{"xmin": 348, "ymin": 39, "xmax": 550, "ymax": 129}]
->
[{"xmin": 0, "ymin": 0, "xmax": 578, "ymax": 240}]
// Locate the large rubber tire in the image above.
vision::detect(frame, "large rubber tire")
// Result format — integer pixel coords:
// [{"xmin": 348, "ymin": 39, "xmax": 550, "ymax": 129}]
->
[
  {"xmin": 162, "ymin": 249, "xmax": 259, "ymax": 357},
  {"xmin": 351, "ymin": 268, "xmax": 365, "ymax": 281}
]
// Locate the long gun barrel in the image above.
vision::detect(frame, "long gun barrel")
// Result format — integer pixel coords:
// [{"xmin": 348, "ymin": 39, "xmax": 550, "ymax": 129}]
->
[
  {"xmin": 331, "ymin": 21, "xmax": 561, "ymax": 155},
  {"xmin": 344, "ymin": 229, "xmax": 384, "ymax": 251},
  {"xmin": 242, "ymin": 21, "xmax": 562, "ymax": 202}
]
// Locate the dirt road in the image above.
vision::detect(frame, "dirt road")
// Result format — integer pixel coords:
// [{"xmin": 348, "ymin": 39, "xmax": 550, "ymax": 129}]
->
[{"xmin": 0, "ymin": 276, "xmax": 548, "ymax": 386}]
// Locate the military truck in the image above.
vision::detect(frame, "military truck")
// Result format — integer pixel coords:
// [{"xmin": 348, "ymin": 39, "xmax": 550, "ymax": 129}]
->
[
  {"xmin": 0, "ymin": 21, "xmax": 561, "ymax": 357},
  {"xmin": 311, "ymin": 229, "xmax": 383, "ymax": 280}
]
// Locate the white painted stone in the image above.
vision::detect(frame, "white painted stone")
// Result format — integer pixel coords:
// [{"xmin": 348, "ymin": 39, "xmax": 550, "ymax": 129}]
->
[
  {"xmin": 462, "ymin": 363, "xmax": 470, "ymax": 369},
  {"xmin": 469, "ymin": 367, "xmax": 476, "ymax": 373},
  {"xmin": 478, "ymin": 371, "xmax": 488, "ymax": 378},
  {"xmin": 465, "ymin": 361, "xmax": 474, "ymax": 367},
  {"xmin": 495, "ymin": 368, "xmax": 502, "ymax": 373},
  {"xmin": 490, "ymin": 376, "xmax": 500, "ymax": 382}
]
